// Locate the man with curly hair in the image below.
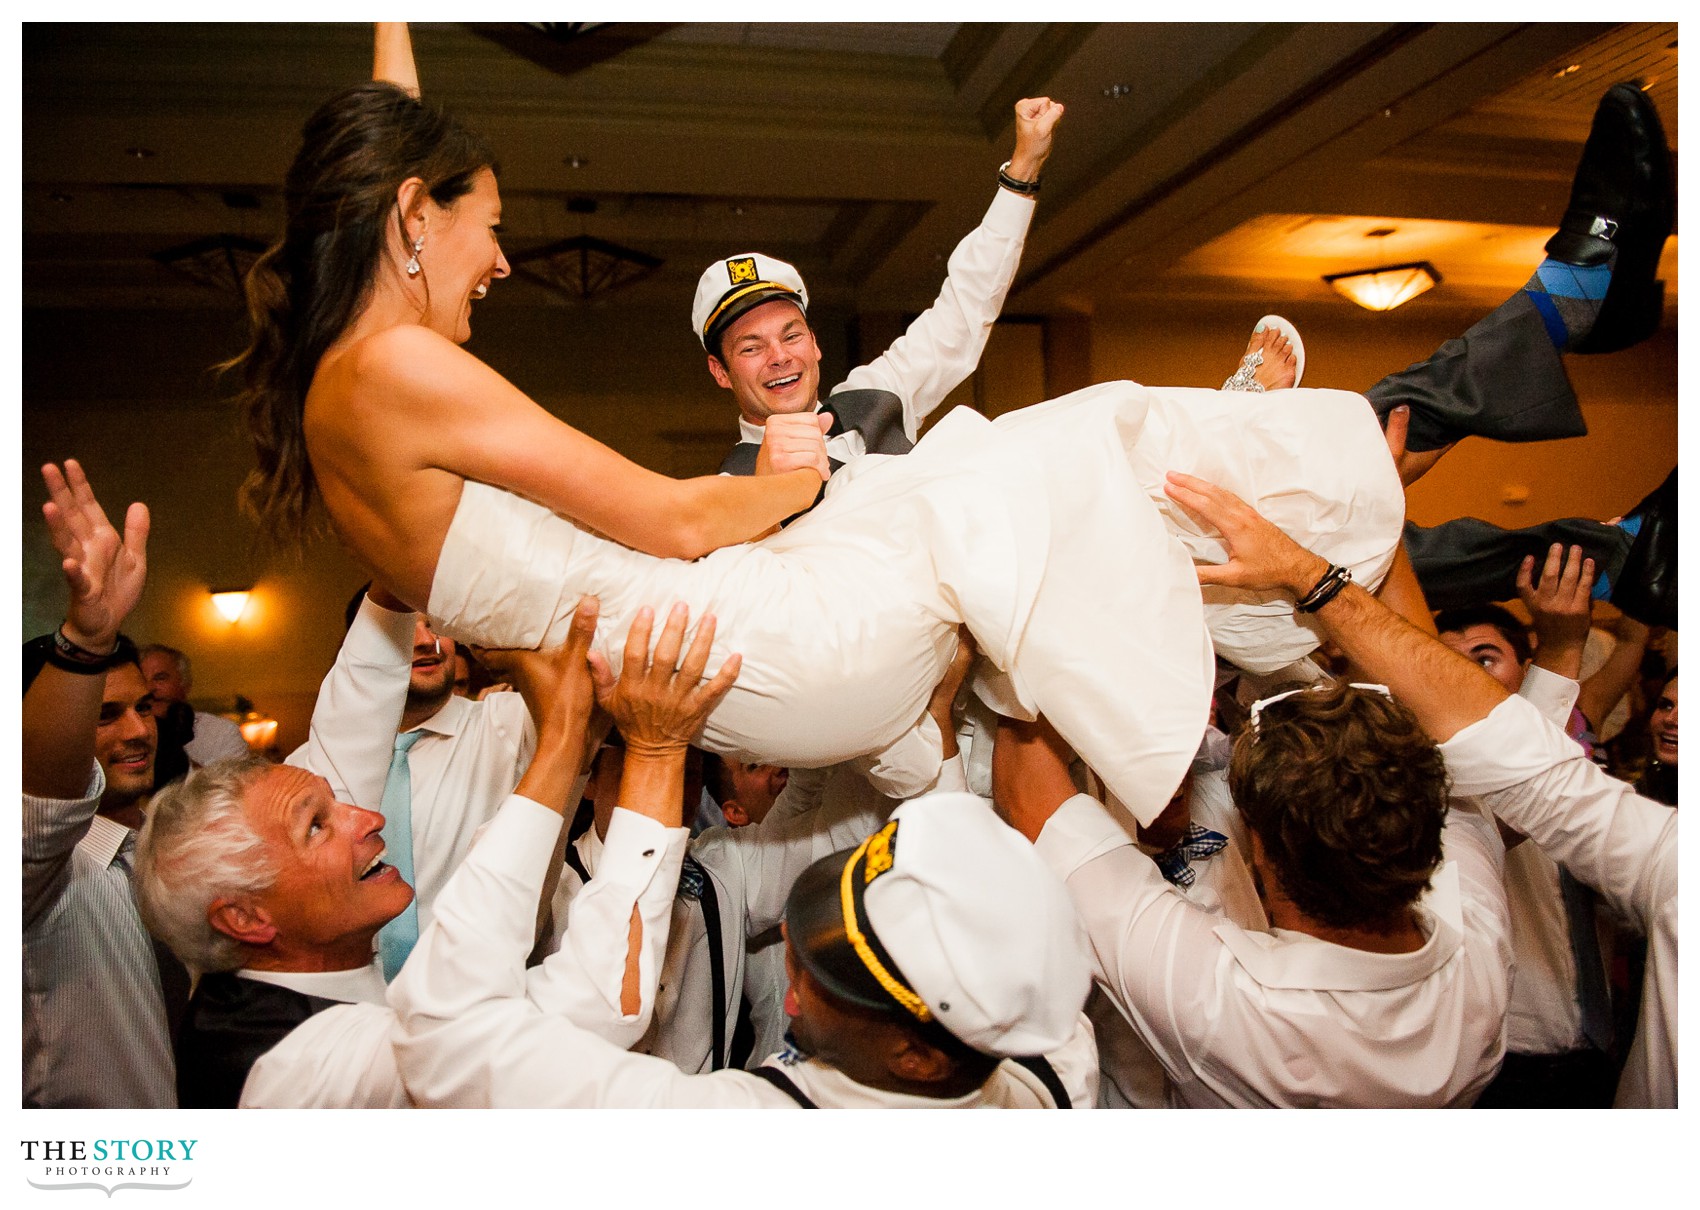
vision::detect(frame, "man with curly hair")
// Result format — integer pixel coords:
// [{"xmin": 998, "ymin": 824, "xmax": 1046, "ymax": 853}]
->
[{"xmin": 995, "ymin": 480, "xmax": 1519, "ymax": 1107}]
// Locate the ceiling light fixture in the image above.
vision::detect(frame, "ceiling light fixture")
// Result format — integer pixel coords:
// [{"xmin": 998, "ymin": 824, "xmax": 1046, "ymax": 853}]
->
[
  {"xmin": 1324, "ymin": 262, "xmax": 1441, "ymax": 312},
  {"xmin": 1553, "ymin": 63, "xmax": 1581, "ymax": 79},
  {"xmin": 153, "ymin": 233, "xmax": 267, "ymax": 298},
  {"xmin": 510, "ymin": 235, "xmax": 662, "ymax": 301}
]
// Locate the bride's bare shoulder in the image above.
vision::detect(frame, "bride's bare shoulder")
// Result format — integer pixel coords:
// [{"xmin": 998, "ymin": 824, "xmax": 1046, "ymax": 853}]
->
[{"xmin": 315, "ymin": 325, "xmax": 476, "ymax": 418}]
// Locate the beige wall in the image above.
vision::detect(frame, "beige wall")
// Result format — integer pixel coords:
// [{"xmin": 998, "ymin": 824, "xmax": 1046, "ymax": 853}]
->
[
  {"xmin": 22, "ymin": 296, "xmax": 1676, "ymax": 753},
  {"xmin": 1091, "ymin": 302, "xmax": 1677, "ymax": 529}
]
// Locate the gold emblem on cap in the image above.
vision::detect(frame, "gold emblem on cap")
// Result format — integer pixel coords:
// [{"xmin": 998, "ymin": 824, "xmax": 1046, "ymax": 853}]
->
[
  {"xmin": 726, "ymin": 256, "xmax": 759, "ymax": 285},
  {"xmin": 863, "ymin": 820, "xmax": 897, "ymax": 883}
]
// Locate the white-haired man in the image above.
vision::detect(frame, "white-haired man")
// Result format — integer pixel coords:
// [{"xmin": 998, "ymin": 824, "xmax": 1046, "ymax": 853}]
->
[{"xmin": 134, "ymin": 600, "xmax": 725, "ymax": 1107}]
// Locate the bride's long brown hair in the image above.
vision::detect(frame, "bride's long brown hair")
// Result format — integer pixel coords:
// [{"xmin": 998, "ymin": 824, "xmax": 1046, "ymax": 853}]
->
[{"xmin": 231, "ymin": 82, "xmax": 495, "ymax": 543}]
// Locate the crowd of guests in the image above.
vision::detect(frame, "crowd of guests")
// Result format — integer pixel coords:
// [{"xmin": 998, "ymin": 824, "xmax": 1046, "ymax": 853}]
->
[
  {"xmin": 20, "ymin": 29, "xmax": 1678, "ymax": 1111},
  {"xmin": 20, "ymin": 447, "xmax": 1677, "ymax": 1111}
]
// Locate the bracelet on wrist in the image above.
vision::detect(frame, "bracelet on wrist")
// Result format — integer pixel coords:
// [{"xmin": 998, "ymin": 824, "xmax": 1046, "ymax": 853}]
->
[
  {"xmin": 997, "ymin": 160, "xmax": 1041, "ymax": 195},
  {"xmin": 1295, "ymin": 564, "xmax": 1352, "ymax": 613},
  {"xmin": 53, "ymin": 625, "xmax": 119, "ymax": 662},
  {"xmin": 46, "ymin": 627, "xmax": 125, "ymax": 675}
]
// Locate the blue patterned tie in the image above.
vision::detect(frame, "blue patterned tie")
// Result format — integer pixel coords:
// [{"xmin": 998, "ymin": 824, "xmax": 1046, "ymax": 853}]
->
[
  {"xmin": 1153, "ymin": 824, "xmax": 1230, "ymax": 888},
  {"xmin": 377, "ymin": 730, "xmax": 424, "ymax": 981}
]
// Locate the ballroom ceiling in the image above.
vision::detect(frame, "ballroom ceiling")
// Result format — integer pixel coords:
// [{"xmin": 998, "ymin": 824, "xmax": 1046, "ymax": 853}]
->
[{"xmin": 22, "ymin": 21, "xmax": 1679, "ymax": 321}]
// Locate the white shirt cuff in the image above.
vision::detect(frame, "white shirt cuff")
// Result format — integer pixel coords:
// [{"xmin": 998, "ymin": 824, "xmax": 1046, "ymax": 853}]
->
[
  {"xmin": 345, "ymin": 595, "xmax": 419, "ymax": 666},
  {"xmin": 1518, "ymin": 663, "xmax": 1580, "ymax": 729},
  {"xmin": 985, "ymin": 184, "xmax": 1037, "ymax": 234}
]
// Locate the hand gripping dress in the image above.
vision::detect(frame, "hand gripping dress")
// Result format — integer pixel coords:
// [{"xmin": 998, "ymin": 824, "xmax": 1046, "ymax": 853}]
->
[{"xmin": 426, "ymin": 381, "xmax": 1404, "ymax": 825}]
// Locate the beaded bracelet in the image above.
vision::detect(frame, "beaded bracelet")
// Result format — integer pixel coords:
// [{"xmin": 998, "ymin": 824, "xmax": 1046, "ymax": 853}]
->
[{"xmin": 1295, "ymin": 564, "xmax": 1352, "ymax": 613}]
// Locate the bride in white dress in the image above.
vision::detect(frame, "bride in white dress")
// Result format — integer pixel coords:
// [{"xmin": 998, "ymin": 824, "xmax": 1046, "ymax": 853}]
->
[{"xmin": 234, "ymin": 80, "xmax": 1402, "ymax": 825}]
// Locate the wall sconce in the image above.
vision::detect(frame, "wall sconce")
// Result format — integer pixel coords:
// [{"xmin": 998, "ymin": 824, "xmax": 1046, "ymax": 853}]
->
[
  {"xmin": 210, "ymin": 588, "xmax": 253, "ymax": 624},
  {"xmin": 1324, "ymin": 262, "xmax": 1441, "ymax": 312},
  {"xmin": 238, "ymin": 713, "xmax": 279, "ymax": 751}
]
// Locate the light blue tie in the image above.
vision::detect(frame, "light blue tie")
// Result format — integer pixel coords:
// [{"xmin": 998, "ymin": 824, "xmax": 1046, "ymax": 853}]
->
[{"xmin": 377, "ymin": 730, "xmax": 424, "ymax": 981}]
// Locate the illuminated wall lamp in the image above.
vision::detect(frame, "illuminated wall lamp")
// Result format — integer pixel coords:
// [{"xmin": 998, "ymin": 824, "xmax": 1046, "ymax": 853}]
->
[
  {"xmin": 238, "ymin": 714, "xmax": 279, "ymax": 751},
  {"xmin": 1324, "ymin": 261, "xmax": 1441, "ymax": 312},
  {"xmin": 210, "ymin": 588, "xmax": 253, "ymax": 624}
]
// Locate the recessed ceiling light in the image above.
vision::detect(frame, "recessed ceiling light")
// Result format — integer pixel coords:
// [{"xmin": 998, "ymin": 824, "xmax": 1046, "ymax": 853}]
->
[
  {"xmin": 564, "ymin": 155, "xmax": 588, "ymax": 169},
  {"xmin": 125, "ymin": 146, "xmax": 156, "ymax": 159}
]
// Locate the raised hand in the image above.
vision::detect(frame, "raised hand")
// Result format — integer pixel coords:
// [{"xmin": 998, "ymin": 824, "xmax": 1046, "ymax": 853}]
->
[
  {"xmin": 1009, "ymin": 97, "xmax": 1065, "ymax": 181},
  {"xmin": 40, "ymin": 460, "xmax": 149, "ymax": 650},
  {"xmin": 589, "ymin": 602, "xmax": 741, "ymax": 758},
  {"xmin": 755, "ymin": 411, "xmax": 833, "ymax": 481},
  {"xmin": 1518, "ymin": 543, "xmax": 1594, "ymax": 667},
  {"xmin": 476, "ymin": 596, "xmax": 601, "ymax": 756},
  {"xmin": 1162, "ymin": 470, "xmax": 1327, "ymax": 597}
]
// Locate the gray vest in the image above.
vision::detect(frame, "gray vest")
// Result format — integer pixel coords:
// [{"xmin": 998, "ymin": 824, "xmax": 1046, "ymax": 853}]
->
[{"xmin": 717, "ymin": 388, "xmax": 913, "ymax": 477}]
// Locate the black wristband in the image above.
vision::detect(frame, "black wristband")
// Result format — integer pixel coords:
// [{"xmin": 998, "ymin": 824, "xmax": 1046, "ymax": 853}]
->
[
  {"xmin": 997, "ymin": 160, "xmax": 1041, "ymax": 196},
  {"xmin": 45, "ymin": 646, "xmax": 122, "ymax": 675},
  {"xmin": 1295, "ymin": 565, "xmax": 1352, "ymax": 613},
  {"xmin": 53, "ymin": 626, "xmax": 119, "ymax": 664}
]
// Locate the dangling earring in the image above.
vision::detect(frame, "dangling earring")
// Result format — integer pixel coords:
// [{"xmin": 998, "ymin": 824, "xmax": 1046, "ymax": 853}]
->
[{"xmin": 405, "ymin": 235, "xmax": 424, "ymax": 277}]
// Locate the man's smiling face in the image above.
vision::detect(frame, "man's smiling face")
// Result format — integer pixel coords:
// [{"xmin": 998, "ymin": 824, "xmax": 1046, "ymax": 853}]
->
[{"xmin": 707, "ymin": 298, "xmax": 823, "ymax": 426}]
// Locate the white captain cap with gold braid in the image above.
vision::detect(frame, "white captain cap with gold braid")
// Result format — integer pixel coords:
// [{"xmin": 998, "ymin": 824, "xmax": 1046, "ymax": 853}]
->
[{"xmin": 692, "ymin": 252, "xmax": 809, "ymax": 350}]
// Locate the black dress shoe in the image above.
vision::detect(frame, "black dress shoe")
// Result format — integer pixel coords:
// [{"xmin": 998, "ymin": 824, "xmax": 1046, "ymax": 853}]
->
[
  {"xmin": 1611, "ymin": 468, "xmax": 1676, "ymax": 629},
  {"xmin": 1546, "ymin": 82, "xmax": 1674, "ymax": 355}
]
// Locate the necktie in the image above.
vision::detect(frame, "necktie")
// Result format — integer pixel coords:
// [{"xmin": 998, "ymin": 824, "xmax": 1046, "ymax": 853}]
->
[
  {"xmin": 1153, "ymin": 824, "xmax": 1230, "ymax": 888},
  {"xmin": 1559, "ymin": 868, "xmax": 1614, "ymax": 1054},
  {"xmin": 377, "ymin": 730, "xmax": 424, "ymax": 981}
]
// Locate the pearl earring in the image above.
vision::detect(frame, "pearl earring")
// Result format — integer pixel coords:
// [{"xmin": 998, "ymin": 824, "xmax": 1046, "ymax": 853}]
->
[{"xmin": 405, "ymin": 235, "xmax": 424, "ymax": 277}]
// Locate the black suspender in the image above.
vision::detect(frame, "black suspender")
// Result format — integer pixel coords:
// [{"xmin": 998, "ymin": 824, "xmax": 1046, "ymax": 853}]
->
[
  {"xmin": 1010, "ymin": 1054, "xmax": 1071, "ymax": 1108},
  {"xmin": 682, "ymin": 854, "xmax": 729, "ymax": 1072},
  {"xmin": 747, "ymin": 1058, "xmax": 1067, "ymax": 1108},
  {"xmin": 748, "ymin": 1064, "xmax": 818, "ymax": 1108}
]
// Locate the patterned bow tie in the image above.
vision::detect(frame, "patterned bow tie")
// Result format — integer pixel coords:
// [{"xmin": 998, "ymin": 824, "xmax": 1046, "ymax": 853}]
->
[{"xmin": 1154, "ymin": 825, "xmax": 1230, "ymax": 888}]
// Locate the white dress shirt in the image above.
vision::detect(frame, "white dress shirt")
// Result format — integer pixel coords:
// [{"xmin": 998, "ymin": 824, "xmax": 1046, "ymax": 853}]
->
[
  {"xmin": 1088, "ymin": 757, "xmax": 1270, "ymax": 1108},
  {"xmin": 1036, "ymin": 788, "xmax": 1510, "ymax": 1107},
  {"xmin": 555, "ymin": 758, "xmax": 958, "ymax": 1075},
  {"xmin": 1440, "ymin": 693, "xmax": 1677, "ymax": 1108},
  {"xmin": 23, "ymin": 764, "xmax": 175, "ymax": 1108},
  {"xmin": 735, "ymin": 187, "xmax": 1036, "ymax": 458},
  {"xmin": 238, "ymin": 796, "xmax": 681, "ymax": 1107},
  {"xmin": 1500, "ymin": 664, "xmax": 1594, "ymax": 1056},
  {"xmin": 184, "ymin": 710, "xmax": 251, "ymax": 766},
  {"xmin": 288, "ymin": 597, "xmax": 536, "ymax": 937},
  {"xmin": 392, "ymin": 778, "xmax": 1095, "ymax": 1108}
]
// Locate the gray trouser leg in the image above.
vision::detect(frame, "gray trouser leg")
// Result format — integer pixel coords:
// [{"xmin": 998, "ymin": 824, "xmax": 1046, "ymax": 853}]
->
[
  {"xmin": 1365, "ymin": 293, "xmax": 1587, "ymax": 452},
  {"xmin": 1405, "ymin": 515, "xmax": 1632, "ymax": 611}
]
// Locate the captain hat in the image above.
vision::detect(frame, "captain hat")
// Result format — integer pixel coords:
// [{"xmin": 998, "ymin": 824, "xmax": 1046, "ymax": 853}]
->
[
  {"xmin": 692, "ymin": 252, "xmax": 809, "ymax": 350},
  {"xmin": 783, "ymin": 791, "xmax": 1092, "ymax": 1058}
]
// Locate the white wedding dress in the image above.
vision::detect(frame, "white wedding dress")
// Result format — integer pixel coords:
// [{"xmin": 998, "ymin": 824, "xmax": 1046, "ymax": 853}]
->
[{"xmin": 426, "ymin": 381, "xmax": 1403, "ymax": 825}]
